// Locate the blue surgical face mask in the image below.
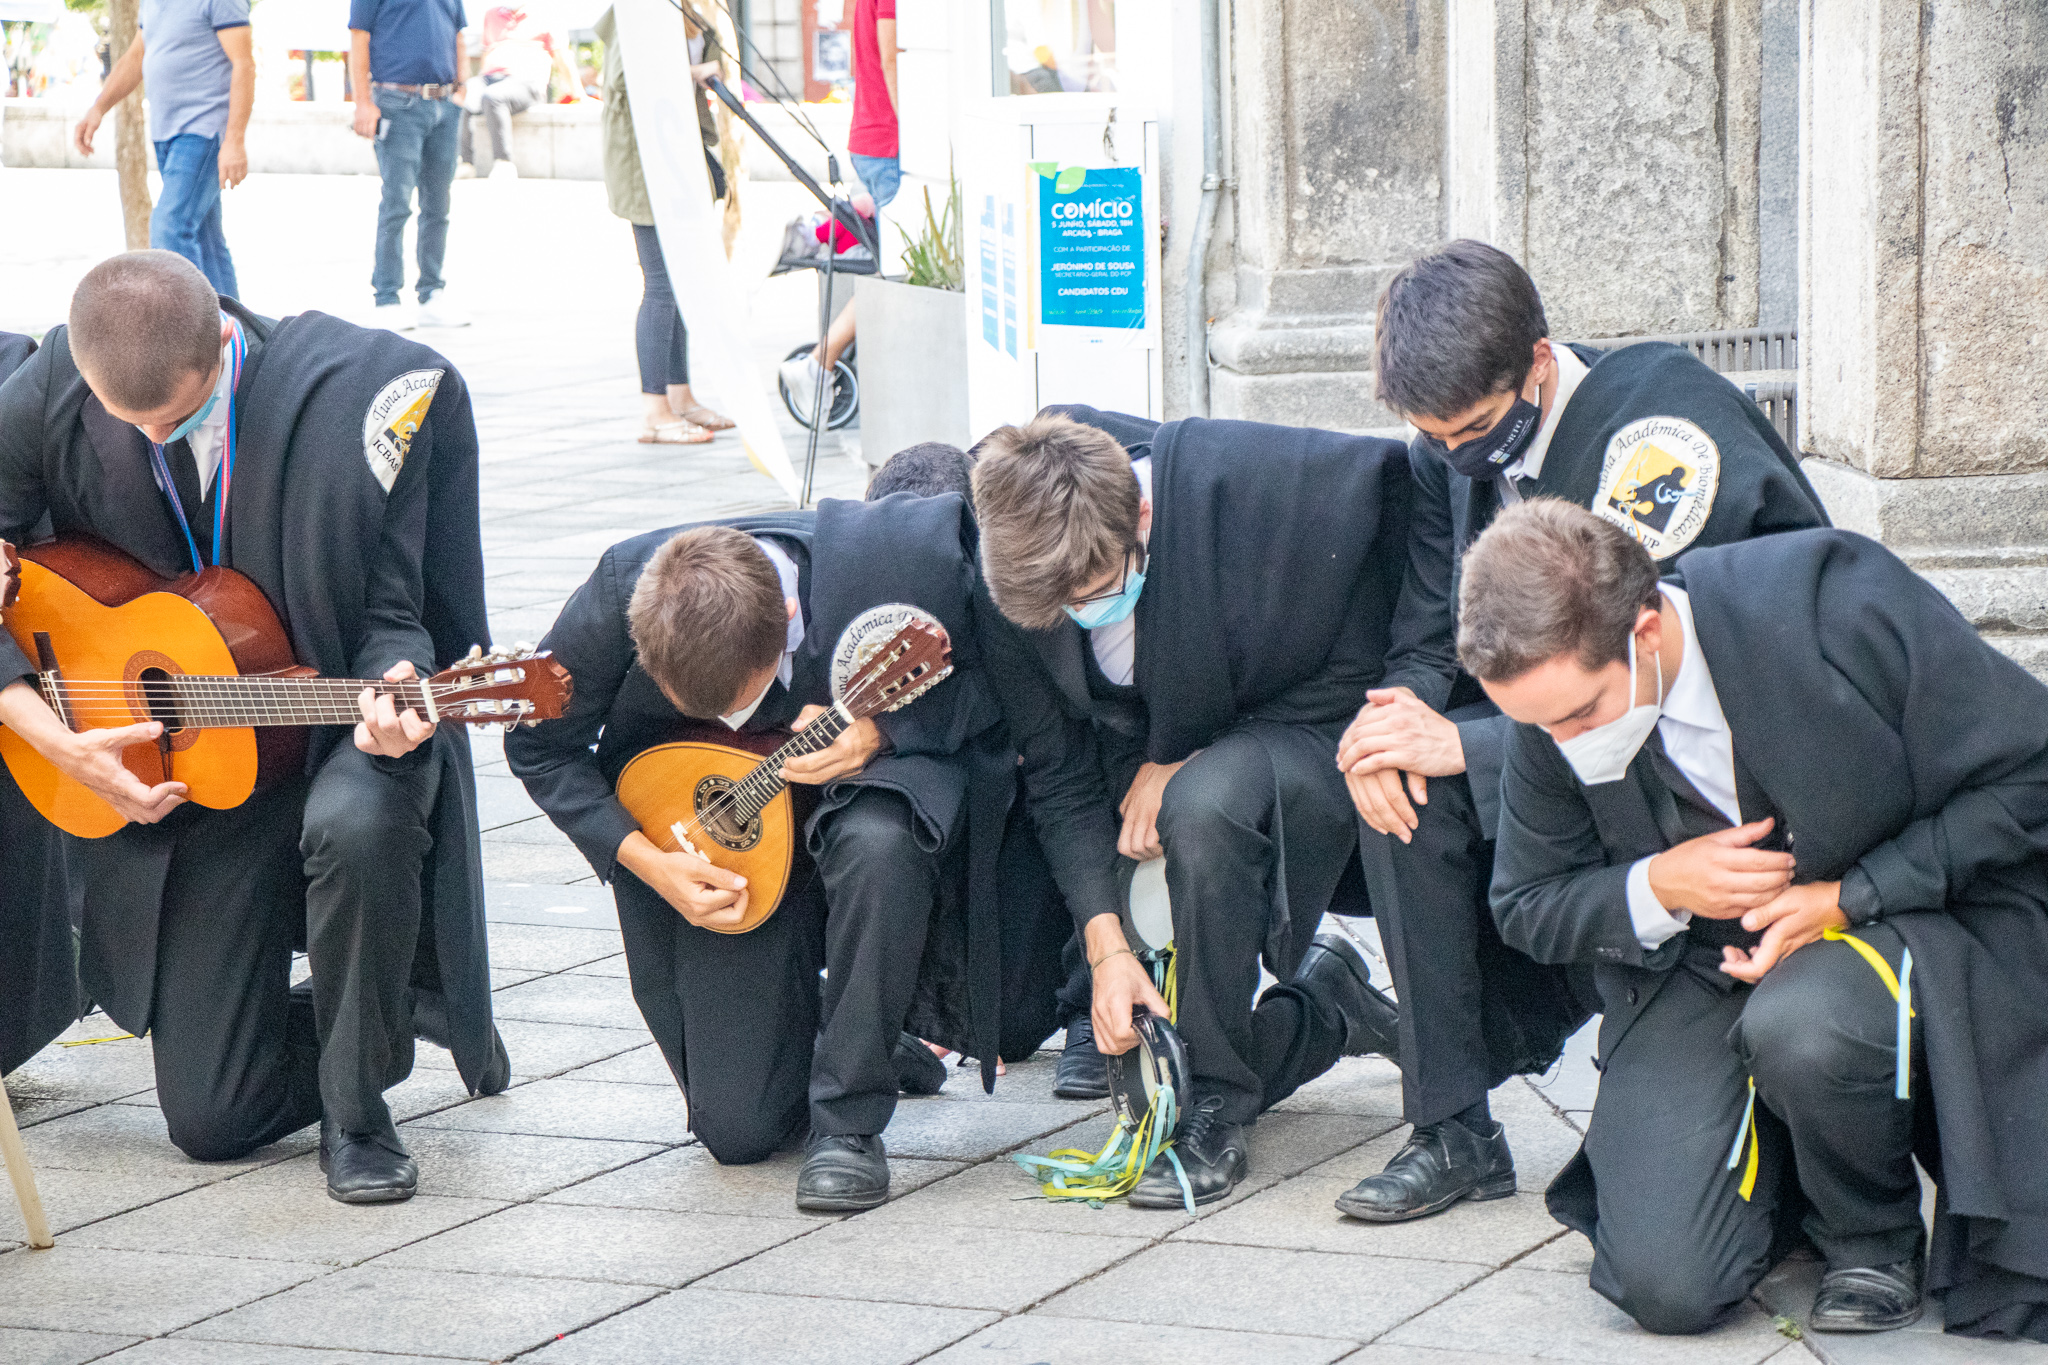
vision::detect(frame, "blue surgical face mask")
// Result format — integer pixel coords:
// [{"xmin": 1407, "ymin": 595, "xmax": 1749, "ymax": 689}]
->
[
  {"xmin": 1065, "ymin": 561, "xmax": 1146, "ymax": 630},
  {"xmin": 151, "ymin": 388, "xmax": 218, "ymax": 447}
]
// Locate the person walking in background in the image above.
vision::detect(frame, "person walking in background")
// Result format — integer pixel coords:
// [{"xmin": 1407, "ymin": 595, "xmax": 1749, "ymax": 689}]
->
[
  {"xmin": 459, "ymin": 3, "xmax": 578, "ymax": 181},
  {"xmin": 778, "ymin": 0, "xmax": 895, "ymax": 418},
  {"xmin": 349, "ymin": 0, "xmax": 469, "ymax": 329},
  {"xmin": 593, "ymin": 5, "xmax": 731, "ymax": 444},
  {"xmin": 72, "ymin": 0, "xmax": 253, "ymax": 298}
]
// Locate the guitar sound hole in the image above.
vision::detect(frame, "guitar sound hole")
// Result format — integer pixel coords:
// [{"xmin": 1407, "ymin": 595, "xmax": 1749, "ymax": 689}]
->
[
  {"xmin": 694, "ymin": 775, "xmax": 763, "ymax": 852},
  {"xmin": 135, "ymin": 666, "xmax": 184, "ymax": 732}
]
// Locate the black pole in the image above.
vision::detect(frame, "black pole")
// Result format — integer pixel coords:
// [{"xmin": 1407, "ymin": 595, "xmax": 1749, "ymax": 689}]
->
[
  {"xmin": 704, "ymin": 75, "xmax": 879, "ymax": 256},
  {"xmin": 801, "ymin": 234, "xmax": 836, "ymax": 508}
]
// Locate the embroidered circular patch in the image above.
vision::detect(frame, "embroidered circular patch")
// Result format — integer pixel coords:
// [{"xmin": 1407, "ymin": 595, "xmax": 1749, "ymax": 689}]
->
[
  {"xmin": 1592, "ymin": 415, "xmax": 1721, "ymax": 558},
  {"xmin": 362, "ymin": 369, "xmax": 444, "ymax": 492}
]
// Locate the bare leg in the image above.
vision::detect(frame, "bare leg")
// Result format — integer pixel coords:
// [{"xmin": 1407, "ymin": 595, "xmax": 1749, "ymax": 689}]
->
[
  {"xmin": 818, "ymin": 300, "xmax": 857, "ymax": 369},
  {"xmin": 668, "ymin": 383, "xmax": 733, "ymax": 430}
]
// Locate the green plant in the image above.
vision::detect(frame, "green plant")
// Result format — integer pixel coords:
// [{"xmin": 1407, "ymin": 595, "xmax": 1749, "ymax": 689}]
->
[{"xmin": 900, "ymin": 174, "xmax": 963, "ymax": 292}]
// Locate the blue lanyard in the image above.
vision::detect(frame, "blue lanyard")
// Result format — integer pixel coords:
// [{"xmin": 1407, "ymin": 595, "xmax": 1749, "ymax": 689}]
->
[{"xmin": 147, "ymin": 324, "xmax": 245, "ymax": 575}]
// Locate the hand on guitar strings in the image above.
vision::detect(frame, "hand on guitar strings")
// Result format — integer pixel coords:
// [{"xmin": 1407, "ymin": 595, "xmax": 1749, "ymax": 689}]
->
[
  {"xmin": 354, "ymin": 661, "xmax": 438, "ymax": 758},
  {"xmin": 779, "ymin": 705, "xmax": 883, "ymax": 785},
  {"xmin": 616, "ymin": 830, "xmax": 752, "ymax": 930},
  {"xmin": 1117, "ymin": 759, "xmax": 1187, "ymax": 862},
  {"xmin": 1338, "ymin": 687, "xmax": 1465, "ymax": 842},
  {"xmin": 0, "ymin": 679, "xmax": 186, "ymax": 824}
]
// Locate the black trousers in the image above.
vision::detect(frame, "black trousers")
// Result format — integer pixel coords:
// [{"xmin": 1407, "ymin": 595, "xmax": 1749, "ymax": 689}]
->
[
  {"xmin": 614, "ymin": 787, "xmax": 937, "ymax": 1164},
  {"xmin": 121, "ymin": 739, "xmax": 437, "ymax": 1158},
  {"xmin": 1567, "ymin": 927, "xmax": 1926, "ymax": 1335},
  {"xmin": 1156, "ymin": 725, "xmax": 1356, "ymax": 1126}
]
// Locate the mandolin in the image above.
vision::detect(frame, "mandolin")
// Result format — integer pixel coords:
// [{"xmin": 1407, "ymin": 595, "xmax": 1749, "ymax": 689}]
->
[
  {"xmin": 0, "ymin": 537, "xmax": 571, "ymax": 838},
  {"xmin": 614, "ymin": 604, "xmax": 954, "ymax": 934}
]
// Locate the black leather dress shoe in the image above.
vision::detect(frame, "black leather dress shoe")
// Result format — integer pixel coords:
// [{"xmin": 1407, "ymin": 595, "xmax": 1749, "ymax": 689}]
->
[
  {"xmin": 1335, "ymin": 1116, "xmax": 1515, "ymax": 1221},
  {"xmin": 796, "ymin": 1132, "xmax": 890, "ymax": 1212},
  {"xmin": 893, "ymin": 1032, "xmax": 948, "ymax": 1096},
  {"xmin": 320, "ymin": 1119, "xmax": 418, "ymax": 1204},
  {"xmin": 1810, "ymin": 1255, "xmax": 1925, "ymax": 1333},
  {"xmin": 1297, "ymin": 933, "xmax": 1402, "ymax": 1062},
  {"xmin": 1129, "ymin": 1095, "xmax": 1247, "ymax": 1209},
  {"xmin": 1054, "ymin": 1015, "xmax": 1111, "ymax": 1100}
]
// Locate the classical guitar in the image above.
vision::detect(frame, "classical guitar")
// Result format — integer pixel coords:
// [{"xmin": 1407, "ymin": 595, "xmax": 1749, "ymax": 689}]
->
[
  {"xmin": 0, "ymin": 537, "xmax": 571, "ymax": 838},
  {"xmin": 614, "ymin": 604, "xmax": 954, "ymax": 934}
]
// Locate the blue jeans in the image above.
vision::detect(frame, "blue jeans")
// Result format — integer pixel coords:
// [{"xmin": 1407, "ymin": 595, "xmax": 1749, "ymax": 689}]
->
[
  {"xmin": 371, "ymin": 90, "xmax": 460, "ymax": 306},
  {"xmin": 849, "ymin": 152, "xmax": 901, "ymax": 210},
  {"xmin": 152, "ymin": 134, "xmax": 238, "ymax": 299}
]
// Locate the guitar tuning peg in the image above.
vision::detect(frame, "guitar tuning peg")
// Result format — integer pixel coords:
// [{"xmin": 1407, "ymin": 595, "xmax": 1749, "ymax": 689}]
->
[
  {"xmin": 464, "ymin": 644, "xmax": 484, "ymax": 662},
  {"xmin": 512, "ymin": 641, "xmax": 535, "ymax": 656}
]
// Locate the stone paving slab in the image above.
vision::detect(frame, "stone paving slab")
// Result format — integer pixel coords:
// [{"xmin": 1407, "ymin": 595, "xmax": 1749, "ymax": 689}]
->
[
  {"xmin": 372, "ymin": 1202, "xmax": 817, "ymax": 1288},
  {"xmin": 0, "ymin": 1327, "xmax": 141, "ymax": 1365},
  {"xmin": 479, "ymin": 925, "xmax": 624, "ymax": 974},
  {"xmin": 237, "ymin": 1129, "xmax": 662, "ymax": 1203},
  {"xmin": 0, "ymin": 1247, "xmax": 321, "ymax": 1337},
  {"xmin": 539, "ymin": 1144, "xmax": 963, "ymax": 1220},
  {"xmin": 96, "ymin": 1343, "xmax": 469, "ymax": 1364},
  {"xmin": 19, "ymin": 1102, "xmax": 313, "ymax": 1179},
  {"xmin": 406, "ymin": 1076, "xmax": 693, "ymax": 1145},
  {"xmin": 698, "ymin": 1218, "xmax": 1151, "ymax": 1313},
  {"xmin": 522, "ymin": 1287, "xmax": 998, "ymax": 1365},
  {"xmin": 4, "ymin": 1032, "xmax": 156, "ymax": 1108},
  {"xmin": 1270, "ymin": 1054, "xmax": 1409, "ymax": 1119},
  {"xmin": 1039, "ymin": 1239, "xmax": 1485, "ymax": 1341},
  {"xmin": 1381, "ymin": 1266, "xmax": 1790, "ymax": 1364},
  {"xmin": 476, "ymin": 841, "xmax": 595, "ymax": 885},
  {"xmin": 929, "ymin": 1315, "xmax": 1359, "ymax": 1364},
  {"xmin": 65, "ymin": 1180, "xmax": 504, "ymax": 1268},
  {"xmin": 561, "ymin": 1044, "xmax": 671, "ymax": 1086},
  {"xmin": 413, "ymin": 1019, "xmax": 644, "ymax": 1081},
  {"xmin": 1755, "ymin": 1259, "xmax": 2048, "ymax": 1365},
  {"xmin": 487, "ymin": 973, "xmax": 647, "ymax": 1032},
  {"xmin": 564, "ymin": 955, "xmax": 632, "ymax": 980},
  {"xmin": 176, "ymin": 1265, "xmax": 653, "ymax": 1360},
  {"xmin": 0, "ymin": 1166, "xmax": 210, "ymax": 1242},
  {"xmin": 870, "ymin": 1096, "xmax": 1092, "ymax": 1161}
]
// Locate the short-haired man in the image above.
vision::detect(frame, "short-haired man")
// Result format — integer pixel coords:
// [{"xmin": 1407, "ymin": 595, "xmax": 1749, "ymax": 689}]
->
[
  {"xmin": 1330, "ymin": 241, "xmax": 1830, "ymax": 1225},
  {"xmin": 973, "ymin": 410, "xmax": 1408, "ymax": 1207},
  {"xmin": 72, "ymin": 0, "xmax": 255, "ymax": 298},
  {"xmin": 1468, "ymin": 499, "xmax": 2048, "ymax": 1341},
  {"xmin": 349, "ymin": 0, "xmax": 470, "ymax": 328},
  {"xmin": 0, "ymin": 251, "xmax": 505, "ymax": 1201},
  {"xmin": 505, "ymin": 494, "xmax": 1020, "ymax": 1210},
  {"xmin": 866, "ymin": 442, "xmax": 974, "ymax": 503}
]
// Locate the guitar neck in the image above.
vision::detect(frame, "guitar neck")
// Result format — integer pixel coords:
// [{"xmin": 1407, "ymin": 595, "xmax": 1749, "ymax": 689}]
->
[{"xmin": 41, "ymin": 673, "xmax": 444, "ymax": 729}]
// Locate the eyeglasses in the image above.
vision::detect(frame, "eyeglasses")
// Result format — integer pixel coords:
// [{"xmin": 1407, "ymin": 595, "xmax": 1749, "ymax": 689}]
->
[{"xmin": 1067, "ymin": 546, "xmax": 1146, "ymax": 609}]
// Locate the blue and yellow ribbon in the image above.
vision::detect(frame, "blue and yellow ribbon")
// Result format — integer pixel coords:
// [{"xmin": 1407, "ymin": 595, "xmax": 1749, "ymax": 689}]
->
[{"xmin": 1824, "ymin": 926, "xmax": 1915, "ymax": 1100}]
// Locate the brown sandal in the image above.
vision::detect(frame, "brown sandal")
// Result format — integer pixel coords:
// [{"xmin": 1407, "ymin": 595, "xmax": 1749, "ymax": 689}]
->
[
  {"xmin": 676, "ymin": 404, "xmax": 735, "ymax": 431},
  {"xmin": 639, "ymin": 421, "xmax": 714, "ymax": 445}
]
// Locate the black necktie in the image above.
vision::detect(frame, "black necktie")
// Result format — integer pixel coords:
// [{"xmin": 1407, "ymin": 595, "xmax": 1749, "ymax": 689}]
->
[{"xmin": 164, "ymin": 438, "xmax": 214, "ymax": 565}]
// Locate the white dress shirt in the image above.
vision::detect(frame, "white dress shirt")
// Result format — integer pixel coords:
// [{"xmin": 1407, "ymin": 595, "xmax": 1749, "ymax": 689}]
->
[
  {"xmin": 754, "ymin": 536, "xmax": 804, "ymax": 690},
  {"xmin": 1501, "ymin": 341, "xmax": 1590, "ymax": 487},
  {"xmin": 183, "ymin": 320, "xmax": 239, "ymax": 494},
  {"xmin": 1623, "ymin": 584, "xmax": 1741, "ymax": 949},
  {"xmin": 1087, "ymin": 456, "xmax": 1151, "ymax": 687}
]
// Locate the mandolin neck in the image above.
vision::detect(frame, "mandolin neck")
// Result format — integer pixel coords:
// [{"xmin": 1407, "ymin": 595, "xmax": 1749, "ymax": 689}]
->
[
  {"xmin": 719, "ymin": 703, "xmax": 856, "ymax": 825},
  {"xmin": 41, "ymin": 673, "xmax": 443, "ymax": 729}
]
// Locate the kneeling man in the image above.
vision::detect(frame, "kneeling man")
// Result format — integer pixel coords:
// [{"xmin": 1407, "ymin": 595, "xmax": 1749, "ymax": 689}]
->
[
  {"xmin": 1470, "ymin": 499, "xmax": 2048, "ymax": 1341},
  {"xmin": 505, "ymin": 494, "xmax": 1012, "ymax": 1210},
  {"xmin": 973, "ymin": 411, "xmax": 1409, "ymax": 1207}
]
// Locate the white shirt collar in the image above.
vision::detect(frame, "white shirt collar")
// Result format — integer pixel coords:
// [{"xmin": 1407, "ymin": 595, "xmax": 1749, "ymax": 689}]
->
[
  {"xmin": 716, "ymin": 538, "xmax": 805, "ymax": 730},
  {"xmin": 1656, "ymin": 584, "xmax": 1727, "ymax": 736},
  {"xmin": 1503, "ymin": 341, "xmax": 1589, "ymax": 485},
  {"xmin": 185, "ymin": 318, "xmax": 238, "ymax": 494},
  {"xmin": 1085, "ymin": 457, "xmax": 1150, "ymax": 688}
]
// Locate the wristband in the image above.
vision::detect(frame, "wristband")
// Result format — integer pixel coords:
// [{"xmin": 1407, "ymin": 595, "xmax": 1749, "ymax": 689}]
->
[{"xmin": 1089, "ymin": 946, "xmax": 1135, "ymax": 971}]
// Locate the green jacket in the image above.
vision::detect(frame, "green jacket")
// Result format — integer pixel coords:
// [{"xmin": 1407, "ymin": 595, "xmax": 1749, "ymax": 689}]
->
[{"xmin": 595, "ymin": 6, "xmax": 720, "ymax": 227}]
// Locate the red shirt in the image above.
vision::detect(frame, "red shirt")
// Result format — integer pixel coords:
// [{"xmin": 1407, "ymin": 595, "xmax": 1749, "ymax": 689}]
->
[{"xmin": 846, "ymin": 0, "xmax": 897, "ymax": 158}]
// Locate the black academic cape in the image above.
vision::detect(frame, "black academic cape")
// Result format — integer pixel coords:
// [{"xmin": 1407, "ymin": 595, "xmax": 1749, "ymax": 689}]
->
[
  {"xmin": 1493, "ymin": 529, "xmax": 2048, "ymax": 1344},
  {"xmin": 504, "ymin": 494, "xmax": 1038, "ymax": 1084},
  {"xmin": 0, "ymin": 303, "xmax": 501, "ymax": 1093},
  {"xmin": 0, "ymin": 329, "xmax": 79, "ymax": 1075},
  {"xmin": 989, "ymin": 408, "xmax": 1410, "ymax": 965},
  {"xmin": 1382, "ymin": 341, "xmax": 1829, "ymax": 836}
]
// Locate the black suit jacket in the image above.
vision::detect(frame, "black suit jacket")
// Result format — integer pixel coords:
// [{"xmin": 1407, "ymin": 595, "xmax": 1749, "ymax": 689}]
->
[
  {"xmin": 1382, "ymin": 343, "xmax": 1829, "ymax": 834},
  {"xmin": 1492, "ymin": 529, "xmax": 2048, "ymax": 1339}
]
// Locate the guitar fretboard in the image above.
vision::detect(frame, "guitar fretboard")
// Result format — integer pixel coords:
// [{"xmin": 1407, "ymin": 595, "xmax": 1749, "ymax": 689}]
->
[
  {"xmin": 42, "ymin": 674, "xmax": 438, "ymax": 728},
  {"xmin": 725, "ymin": 706, "xmax": 853, "ymax": 824}
]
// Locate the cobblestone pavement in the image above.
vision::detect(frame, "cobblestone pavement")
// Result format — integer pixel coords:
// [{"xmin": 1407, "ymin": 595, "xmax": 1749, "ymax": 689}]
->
[{"xmin": 0, "ymin": 168, "xmax": 2030, "ymax": 1365}]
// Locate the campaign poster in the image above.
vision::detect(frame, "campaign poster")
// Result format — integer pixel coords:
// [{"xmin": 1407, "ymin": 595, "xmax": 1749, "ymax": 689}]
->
[{"xmin": 1035, "ymin": 164, "xmax": 1145, "ymax": 330}]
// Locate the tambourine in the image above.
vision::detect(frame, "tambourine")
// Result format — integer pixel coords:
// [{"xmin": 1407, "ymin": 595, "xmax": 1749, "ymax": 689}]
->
[
  {"xmin": 1117, "ymin": 856, "xmax": 1173, "ymax": 954},
  {"xmin": 1106, "ymin": 1008, "xmax": 1191, "ymax": 1143}
]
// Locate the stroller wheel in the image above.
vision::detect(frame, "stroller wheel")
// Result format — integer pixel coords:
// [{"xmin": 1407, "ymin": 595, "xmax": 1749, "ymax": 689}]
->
[{"xmin": 780, "ymin": 343, "xmax": 859, "ymax": 430}]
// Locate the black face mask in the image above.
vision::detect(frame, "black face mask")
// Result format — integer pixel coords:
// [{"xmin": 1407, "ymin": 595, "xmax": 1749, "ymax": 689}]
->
[{"xmin": 1424, "ymin": 392, "xmax": 1543, "ymax": 481}]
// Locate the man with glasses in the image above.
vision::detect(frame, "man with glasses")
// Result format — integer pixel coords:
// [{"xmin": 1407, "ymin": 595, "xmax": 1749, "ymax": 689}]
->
[{"xmin": 972, "ymin": 409, "xmax": 1409, "ymax": 1207}]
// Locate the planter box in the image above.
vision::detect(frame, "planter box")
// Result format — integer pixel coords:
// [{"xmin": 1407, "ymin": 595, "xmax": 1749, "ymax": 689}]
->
[{"xmin": 854, "ymin": 275, "xmax": 970, "ymax": 470}]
